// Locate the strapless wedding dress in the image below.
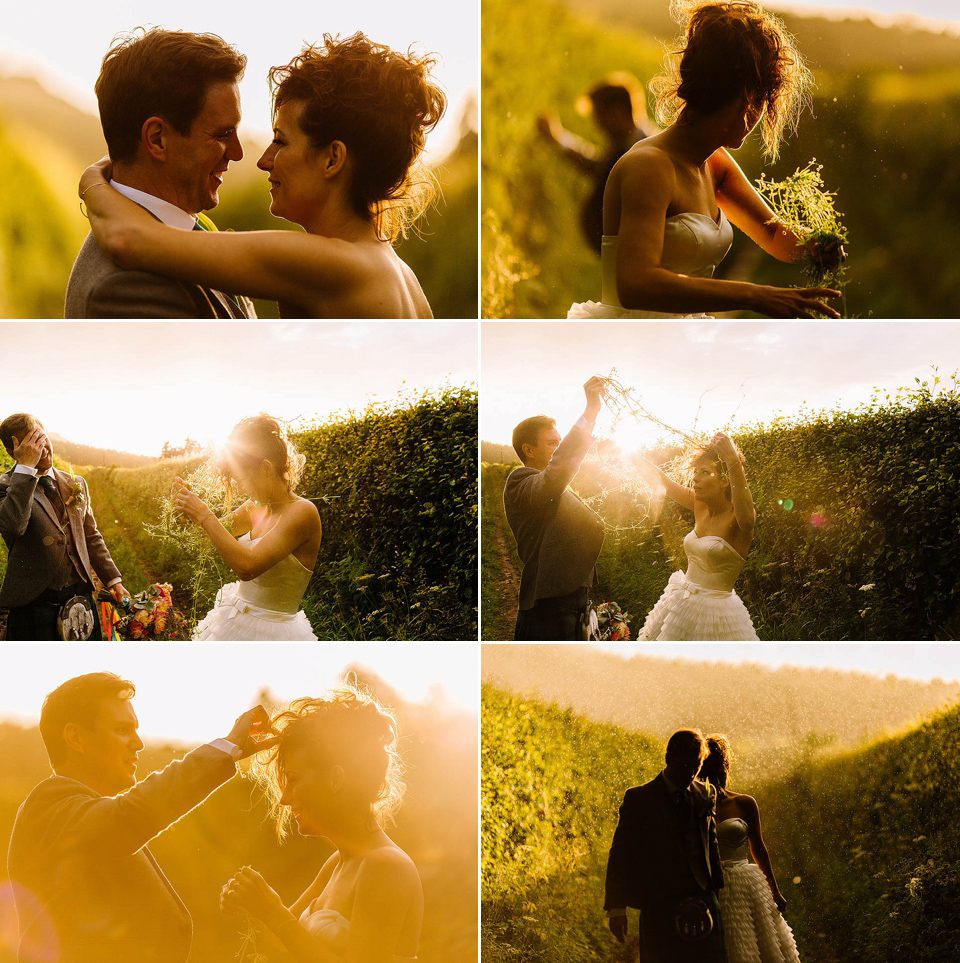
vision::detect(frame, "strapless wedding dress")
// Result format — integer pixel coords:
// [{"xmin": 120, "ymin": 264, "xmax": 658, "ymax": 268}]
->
[
  {"xmin": 567, "ymin": 210, "xmax": 734, "ymax": 318},
  {"xmin": 300, "ymin": 907, "xmax": 417, "ymax": 961},
  {"xmin": 638, "ymin": 528, "xmax": 758, "ymax": 640},
  {"xmin": 193, "ymin": 533, "xmax": 317, "ymax": 640},
  {"xmin": 716, "ymin": 818, "xmax": 801, "ymax": 963}
]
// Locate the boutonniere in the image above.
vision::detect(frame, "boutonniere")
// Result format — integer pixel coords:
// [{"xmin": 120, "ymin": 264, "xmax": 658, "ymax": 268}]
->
[{"xmin": 63, "ymin": 472, "xmax": 87, "ymax": 511}]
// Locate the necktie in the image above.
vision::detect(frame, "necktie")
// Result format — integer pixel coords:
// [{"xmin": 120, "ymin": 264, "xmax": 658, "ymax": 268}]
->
[
  {"xmin": 37, "ymin": 474, "xmax": 65, "ymax": 521},
  {"xmin": 193, "ymin": 215, "xmax": 243, "ymax": 314}
]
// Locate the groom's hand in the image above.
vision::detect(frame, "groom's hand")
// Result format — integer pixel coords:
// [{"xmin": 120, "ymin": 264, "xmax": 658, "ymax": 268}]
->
[
  {"xmin": 583, "ymin": 376, "xmax": 606, "ymax": 420},
  {"xmin": 225, "ymin": 705, "xmax": 279, "ymax": 759},
  {"xmin": 608, "ymin": 915, "xmax": 628, "ymax": 943},
  {"xmin": 11, "ymin": 427, "xmax": 45, "ymax": 469},
  {"xmin": 111, "ymin": 582, "xmax": 132, "ymax": 605}
]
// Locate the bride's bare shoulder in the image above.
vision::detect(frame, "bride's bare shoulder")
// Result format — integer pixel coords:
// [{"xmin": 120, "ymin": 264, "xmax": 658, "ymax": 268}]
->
[{"xmin": 613, "ymin": 138, "xmax": 679, "ymax": 192}]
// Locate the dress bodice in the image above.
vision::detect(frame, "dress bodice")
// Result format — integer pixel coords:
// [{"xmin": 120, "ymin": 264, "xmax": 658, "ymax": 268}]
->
[
  {"xmin": 299, "ymin": 907, "xmax": 417, "ymax": 961},
  {"xmin": 717, "ymin": 817, "xmax": 751, "ymax": 863},
  {"xmin": 682, "ymin": 529, "xmax": 746, "ymax": 593},
  {"xmin": 236, "ymin": 533, "xmax": 313, "ymax": 614},
  {"xmin": 599, "ymin": 209, "xmax": 734, "ymax": 307}
]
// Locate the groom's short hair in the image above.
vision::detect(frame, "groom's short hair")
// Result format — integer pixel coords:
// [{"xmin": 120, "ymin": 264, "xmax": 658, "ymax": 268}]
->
[
  {"xmin": 666, "ymin": 728, "xmax": 707, "ymax": 762},
  {"xmin": 40, "ymin": 673, "xmax": 136, "ymax": 768},
  {"xmin": 96, "ymin": 27, "xmax": 247, "ymax": 164},
  {"xmin": 512, "ymin": 415, "xmax": 556, "ymax": 465},
  {"xmin": 0, "ymin": 413, "xmax": 39, "ymax": 457}
]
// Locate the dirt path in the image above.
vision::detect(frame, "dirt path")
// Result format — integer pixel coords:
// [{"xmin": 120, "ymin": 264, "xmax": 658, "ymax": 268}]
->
[{"xmin": 489, "ymin": 504, "xmax": 520, "ymax": 639}]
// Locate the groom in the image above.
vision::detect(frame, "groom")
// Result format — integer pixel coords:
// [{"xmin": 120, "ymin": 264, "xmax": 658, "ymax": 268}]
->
[
  {"xmin": 7, "ymin": 672, "xmax": 275, "ymax": 963},
  {"xmin": 502, "ymin": 375, "xmax": 606, "ymax": 640},
  {"xmin": 604, "ymin": 729, "xmax": 727, "ymax": 963},
  {"xmin": 65, "ymin": 27, "xmax": 255, "ymax": 318},
  {"xmin": 0, "ymin": 413, "xmax": 130, "ymax": 640}
]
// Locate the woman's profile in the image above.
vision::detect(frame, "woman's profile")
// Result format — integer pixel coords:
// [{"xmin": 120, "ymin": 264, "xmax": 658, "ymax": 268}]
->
[
  {"xmin": 221, "ymin": 684, "xmax": 423, "ymax": 962},
  {"xmin": 568, "ymin": 0, "xmax": 844, "ymax": 319}
]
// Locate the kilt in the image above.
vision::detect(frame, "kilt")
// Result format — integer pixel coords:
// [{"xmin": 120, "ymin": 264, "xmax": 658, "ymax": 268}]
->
[{"xmin": 4, "ymin": 583, "xmax": 103, "ymax": 641}]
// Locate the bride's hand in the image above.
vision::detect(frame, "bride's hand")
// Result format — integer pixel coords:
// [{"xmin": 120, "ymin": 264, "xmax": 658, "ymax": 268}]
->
[
  {"xmin": 172, "ymin": 476, "xmax": 215, "ymax": 526},
  {"xmin": 79, "ymin": 156, "xmax": 113, "ymax": 199},
  {"xmin": 806, "ymin": 234, "xmax": 846, "ymax": 273},
  {"xmin": 709, "ymin": 432, "xmax": 738, "ymax": 463},
  {"xmin": 220, "ymin": 866, "xmax": 286, "ymax": 924},
  {"xmin": 751, "ymin": 284, "xmax": 842, "ymax": 319}
]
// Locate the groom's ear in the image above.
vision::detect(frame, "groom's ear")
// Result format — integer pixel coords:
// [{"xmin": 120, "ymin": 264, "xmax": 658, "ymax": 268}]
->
[
  {"xmin": 142, "ymin": 117, "xmax": 169, "ymax": 161},
  {"xmin": 322, "ymin": 141, "xmax": 348, "ymax": 179}
]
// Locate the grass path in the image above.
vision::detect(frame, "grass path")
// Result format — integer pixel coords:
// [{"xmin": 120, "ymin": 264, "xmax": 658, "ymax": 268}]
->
[{"xmin": 481, "ymin": 463, "xmax": 520, "ymax": 641}]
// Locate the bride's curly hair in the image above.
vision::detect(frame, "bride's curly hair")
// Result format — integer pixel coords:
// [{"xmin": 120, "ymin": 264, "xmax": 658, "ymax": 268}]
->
[
  {"xmin": 252, "ymin": 680, "xmax": 406, "ymax": 840},
  {"xmin": 219, "ymin": 414, "xmax": 306, "ymax": 494},
  {"xmin": 650, "ymin": 1, "xmax": 812, "ymax": 159},
  {"xmin": 699, "ymin": 734, "xmax": 732, "ymax": 789},
  {"xmin": 268, "ymin": 33, "xmax": 447, "ymax": 242},
  {"xmin": 685, "ymin": 437, "xmax": 745, "ymax": 500}
]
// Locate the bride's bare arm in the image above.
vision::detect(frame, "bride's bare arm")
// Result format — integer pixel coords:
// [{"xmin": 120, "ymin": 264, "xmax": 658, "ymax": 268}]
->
[
  {"xmin": 289, "ymin": 854, "xmax": 340, "ymax": 918},
  {"xmin": 174, "ymin": 483, "xmax": 320, "ymax": 580},
  {"xmin": 611, "ymin": 150, "xmax": 841, "ymax": 318},
  {"xmin": 711, "ymin": 432, "xmax": 756, "ymax": 539},
  {"xmin": 629, "ymin": 451, "xmax": 695, "ymax": 511},
  {"xmin": 80, "ymin": 161, "xmax": 365, "ymax": 312},
  {"xmin": 347, "ymin": 849, "xmax": 422, "ymax": 963},
  {"xmin": 741, "ymin": 796, "xmax": 787, "ymax": 911}
]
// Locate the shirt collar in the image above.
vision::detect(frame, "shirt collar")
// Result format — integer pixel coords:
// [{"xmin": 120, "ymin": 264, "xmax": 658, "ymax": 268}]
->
[
  {"xmin": 661, "ymin": 769, "xmax": 683, "ymax": 795},
  {"xmin": 110, "ymin": 180, "xmax": 197, "ymax": 231}
]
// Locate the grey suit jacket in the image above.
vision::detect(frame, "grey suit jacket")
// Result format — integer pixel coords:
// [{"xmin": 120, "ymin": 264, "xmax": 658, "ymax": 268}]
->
[
  {"xmin": 64, "ymin": 232, "xmax": 256, "ymax": 319},
  {"xmin": 502, "ymin": 424, "xmax": 605, "ymax": 611},
  {"xmin": 0, "ymin": 467, "xmax": 121, "ymax": 608},
  {"xmin": 7, "ymin": 745, "xmax": 236, "ymax": 963}
]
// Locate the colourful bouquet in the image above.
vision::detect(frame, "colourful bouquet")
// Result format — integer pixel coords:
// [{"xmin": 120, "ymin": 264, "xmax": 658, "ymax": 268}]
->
[
  {"xmin": 112, "ymin": 583, "xmax": 189, "ymax": 640},
  {"xmin": 591, "ymin": 601, "xmax": 631, "ymax": 641}
]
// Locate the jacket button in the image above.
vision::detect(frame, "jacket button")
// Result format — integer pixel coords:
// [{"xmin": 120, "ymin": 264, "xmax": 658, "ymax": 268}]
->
[{"xmin": 43, "ymin": 536, "xmax": 56, "ymax": 546}]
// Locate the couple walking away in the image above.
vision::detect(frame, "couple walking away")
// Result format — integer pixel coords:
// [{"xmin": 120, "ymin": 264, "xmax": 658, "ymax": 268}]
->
[
  {"xmin": 504, "ymin": 377, "xmax": 758, "ymax": 641},
  {"xmin": 606, "ymin": 729, "xmax": 798, "ymax": 963},
  {"xmin": 6, "ymin": 672, "xmax": 421, "ymax": 963},
  {"xmin": 67, "ymin": 26, "xmax": 444, "ymax": 319},
  {"xmin": 0, "ymin": 412, "xmax": 321, "ymax": 641}
]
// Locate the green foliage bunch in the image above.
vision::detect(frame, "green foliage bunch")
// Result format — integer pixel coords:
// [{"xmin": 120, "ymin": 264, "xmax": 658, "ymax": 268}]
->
[
  {"xmin": 295, "ymin": 385, "xmax": 477, "ymax": 639},
  {"xmin": 480, "ymin": 462, "xmax": 519, "ymax": 640},
  {"xmin": 483, "ymin": 684, "xmax": 662, "ymax": 963},
  {"xmin": 762, "ymin": 699, "xmax": 960, "ymax": 962}
]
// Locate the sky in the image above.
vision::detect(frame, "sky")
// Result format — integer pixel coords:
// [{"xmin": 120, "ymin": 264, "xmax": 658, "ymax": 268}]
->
[
  {"xmin": 593, "ymin": 643, "xmax": 960, "ymax": 683},
  {"xmin": 0, "ymin": 0, "xmax": 477, "ymax": 160},
  {"xmin": 0, "ymin": 321, "xmax": 477, "ymax": 456},
  {"xmin": 481, "ymin": 320, "xmax": 959, "ymax": 448},
  {"xmin": 0, "ymin": 644, "xmax": 479, "ymax": 743},
  {"xmin": 769, "ymin": 0, "xmax": 960, "ymax": 30}
]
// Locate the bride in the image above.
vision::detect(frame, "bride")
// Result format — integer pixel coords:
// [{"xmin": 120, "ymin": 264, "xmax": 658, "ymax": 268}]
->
[
  {"xmin": 631, "ymin": 432, "xmax": 758, "ymax": 640},
  {"xmin": 569, "ymin": 0, "xmax": 843, "ymax": 319},
  {"xmin": 699, "ymin": 735, "xmax": 800, "ymax": 963},
  {"xmin": 220, "ymin": 684, "xmax": 422, "ymax": 962},
  {"xmin": 173, "ymin": 414, "xmax": 322, "ymax": 640},
  {"xmin": 79, "ymin": 33, "xmax": 445, "ymax": 319}
]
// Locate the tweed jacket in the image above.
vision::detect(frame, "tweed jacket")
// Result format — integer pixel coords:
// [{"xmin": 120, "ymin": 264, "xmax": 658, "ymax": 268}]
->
[
  {"xmin": 0, "ymin": 467, "xmax": 121, "ymax": 608},
  {"xmin": 7, "ymin": 745, "xmax": 236, "ymax": 963},
  {"xmin": 605, "ymin": 774, "xmax": 724, "ymax": 911},
  {"xmin": 64, "ymin": 231, "xmax": 255, "ymax": 319},
  {"xmin": 503, "ymin": 425, "xmax": 605, "ymax": 611}
]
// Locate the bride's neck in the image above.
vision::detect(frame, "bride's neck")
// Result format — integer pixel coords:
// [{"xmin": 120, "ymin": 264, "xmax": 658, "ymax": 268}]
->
[{"xmin": 666, "ymin": 115, "xmax": 727, "ymax": 168}]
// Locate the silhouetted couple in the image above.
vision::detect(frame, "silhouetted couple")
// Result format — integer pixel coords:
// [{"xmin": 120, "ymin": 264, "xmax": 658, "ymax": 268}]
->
[{"xmin": 605, "ymin": 729, "xmax": 799, "ymax": 963}]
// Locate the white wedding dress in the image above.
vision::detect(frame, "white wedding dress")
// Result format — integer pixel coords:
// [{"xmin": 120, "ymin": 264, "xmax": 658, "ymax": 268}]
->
[
  {"xmin": 193, "ymin": 533, "xmax": 317, "ymax": 640},
  {"xmin": 716, "ymin": 817, "xmax": 801, "ymax": 963},
  {"xmin": 638, "ymin": 528, "xmax": 758, "ymax": 640},
  {"xmin": 300, "ymin": 907, "xmax": 417, "ymax": 961},
  {"xmin": 567, "ymin": 209, "xmax": 734, "ymax": 318}
]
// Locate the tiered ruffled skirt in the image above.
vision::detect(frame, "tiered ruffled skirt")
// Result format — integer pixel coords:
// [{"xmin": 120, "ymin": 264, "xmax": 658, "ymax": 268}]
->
[
  {"xmin": 192, "ymin": 582, "xmax": 318, "ymax": 641},
  {"xmin": 719, "ymin": 860, "xmax": 801, "ymax": 963},
  {"xmin": 638, "ymin": 571, "xmax": 759, "ymax": 640}
]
